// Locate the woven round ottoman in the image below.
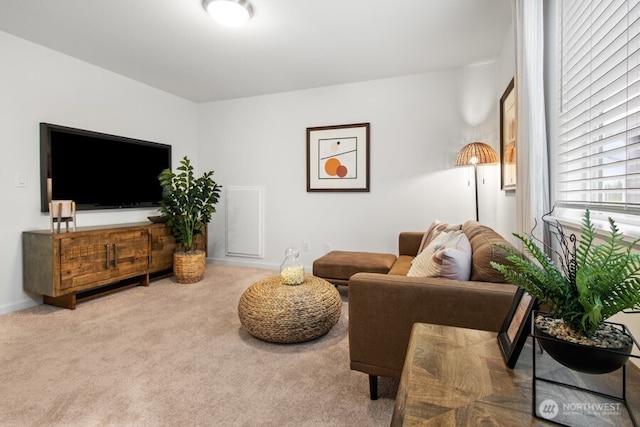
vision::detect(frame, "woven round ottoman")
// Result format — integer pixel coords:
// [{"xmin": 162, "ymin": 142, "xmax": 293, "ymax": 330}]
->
[{"xmin": 238, "ymin": 275, "xmax": 342, "ymax": 343}]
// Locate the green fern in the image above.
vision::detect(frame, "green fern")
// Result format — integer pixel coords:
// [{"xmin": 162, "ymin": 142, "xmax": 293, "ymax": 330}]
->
[{"xmin": 491, "ymin": 209, "xmax": 640, "ymax": 336}]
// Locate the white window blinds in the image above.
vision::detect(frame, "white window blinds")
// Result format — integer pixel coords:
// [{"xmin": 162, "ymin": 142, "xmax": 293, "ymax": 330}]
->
[{"xmin": 556, "ymin": 0, "xmax": 640, "ymax": 213}]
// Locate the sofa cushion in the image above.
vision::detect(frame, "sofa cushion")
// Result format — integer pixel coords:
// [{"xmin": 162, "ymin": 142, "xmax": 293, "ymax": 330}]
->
[
  {"xmin": 388, "ymin": 255, "xmax": 414, "ymax": 276},
  {"xmin": 312, "ymin": 251, "xmax": 397, "ymax": 281},
  {"xmin": 417, "ymin": 220, "xmax": 462, "ymax": 254},
  {"xmin": 407, "ymin": 230, "xmax": 472, "ymax": 280},
  {"xmin": 462, "ymin": 221, "xmax": 514, "ymax": 283}
]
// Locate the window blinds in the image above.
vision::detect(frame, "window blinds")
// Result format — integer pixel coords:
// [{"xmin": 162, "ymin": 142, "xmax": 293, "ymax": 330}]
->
[{"xmin": 556, "ymin": 0, "xmax": 640, "ymax": 212}]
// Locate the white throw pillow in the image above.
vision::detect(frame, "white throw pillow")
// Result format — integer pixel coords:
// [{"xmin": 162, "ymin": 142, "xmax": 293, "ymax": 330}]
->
[
  {"xmin": 408, "ymin": 230, "xmax": 472, "ymax": 280},
  {"xmin": 417, "ymin": 220, "xmax": 462, "ymax": 254}
]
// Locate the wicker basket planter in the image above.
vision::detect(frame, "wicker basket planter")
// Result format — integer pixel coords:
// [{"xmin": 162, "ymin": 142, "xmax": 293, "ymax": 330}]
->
[{"xmin": 173, "ymin": 251, "xmax": 206, "ymax": 284}]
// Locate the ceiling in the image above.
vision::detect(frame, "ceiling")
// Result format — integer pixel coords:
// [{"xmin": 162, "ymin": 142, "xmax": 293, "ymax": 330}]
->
[{"xmin": 0, "ymin": 0, "xmax": 513, "ymax": 103}]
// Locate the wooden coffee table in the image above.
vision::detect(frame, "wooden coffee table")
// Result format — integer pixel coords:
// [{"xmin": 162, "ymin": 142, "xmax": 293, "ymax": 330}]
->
[{"xmin": 392, "ymin": 323, "xmax": 640, "ymax": 426}]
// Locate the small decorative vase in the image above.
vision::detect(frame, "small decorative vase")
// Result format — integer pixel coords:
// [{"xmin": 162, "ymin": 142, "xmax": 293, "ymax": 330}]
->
[{"xmin": 280, "ymin": 247, "xmax": 304, "ymax": 285}]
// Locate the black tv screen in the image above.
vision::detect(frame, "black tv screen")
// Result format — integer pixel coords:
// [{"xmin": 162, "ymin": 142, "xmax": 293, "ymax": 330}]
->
[{"xmin": 40, "ymin": 123, "xmax": 172, "ymax": 212}]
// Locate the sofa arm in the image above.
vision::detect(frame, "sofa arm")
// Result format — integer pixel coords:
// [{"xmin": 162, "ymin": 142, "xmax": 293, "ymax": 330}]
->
[
  {"xmin": 398, "ymin": 232, "xmax": 423, "ymax": 256},
  {"xmin": 348, "ymin": 272, "xmax": 517, "ymax": 379}
]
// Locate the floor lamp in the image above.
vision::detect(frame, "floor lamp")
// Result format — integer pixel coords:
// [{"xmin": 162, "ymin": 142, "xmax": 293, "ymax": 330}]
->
[{"xmin": 455, "ymin": 142, "xmax": 499, "ymax": 221}]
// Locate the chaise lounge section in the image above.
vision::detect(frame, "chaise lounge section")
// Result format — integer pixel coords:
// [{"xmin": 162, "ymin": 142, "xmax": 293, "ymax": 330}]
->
[
  {"xmin": 312, "ymin": 251, "xmax": 397, "ymax": 287},
  {"xmin": 347, "ymin": 221, "xmax": 519, "ymax": 399}
]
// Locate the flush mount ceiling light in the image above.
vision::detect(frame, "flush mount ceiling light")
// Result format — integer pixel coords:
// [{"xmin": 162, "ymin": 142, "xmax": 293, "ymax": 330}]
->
[{"xmin": 203, "ymin": 0, "xmax": 253, "ymax": 27}]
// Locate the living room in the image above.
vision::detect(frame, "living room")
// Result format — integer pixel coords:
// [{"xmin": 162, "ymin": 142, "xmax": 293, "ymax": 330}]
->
[
  {"xmin": 0, "ymin": 1, "xmax": 515, "ymax": 315},
  {"xmin": 3, "ymin": 0, "xmax": 640, "ymax": 425}
]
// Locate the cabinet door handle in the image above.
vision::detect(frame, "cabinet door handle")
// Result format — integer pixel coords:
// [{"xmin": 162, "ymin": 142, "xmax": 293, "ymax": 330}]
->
[
  {"xmin": 105, "ymin": 244, "xmax": 110, "ymax": 269},
  {"xmin": 113, "ymin": 243, "xmax": 118, "ymax": 267}
]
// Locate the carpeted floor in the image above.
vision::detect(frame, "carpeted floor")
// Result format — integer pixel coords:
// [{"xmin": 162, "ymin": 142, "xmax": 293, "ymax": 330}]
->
[{"xmin": 0, "ymin": 264, "xmax": 398, "ymax": 426}]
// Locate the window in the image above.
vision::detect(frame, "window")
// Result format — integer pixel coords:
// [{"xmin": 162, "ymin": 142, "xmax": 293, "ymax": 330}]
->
[{"xmin": 556, "ymin": 0, "xmax": 640, "ymax": 216}]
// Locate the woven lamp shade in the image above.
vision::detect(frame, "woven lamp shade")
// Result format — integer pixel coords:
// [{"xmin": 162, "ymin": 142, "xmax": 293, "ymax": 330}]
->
[{"xmin": 455, "ymin": 142, "xmax": 499, "ymax": 166}]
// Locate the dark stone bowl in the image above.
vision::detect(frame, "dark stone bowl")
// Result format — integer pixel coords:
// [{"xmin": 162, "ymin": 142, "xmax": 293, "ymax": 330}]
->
[{"xmin": 536, "ymin": 327, "xmax": 633, "ymax": 374}]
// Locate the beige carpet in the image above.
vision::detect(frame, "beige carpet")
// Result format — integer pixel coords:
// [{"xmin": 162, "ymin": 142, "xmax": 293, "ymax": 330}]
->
[{"xmin": 0, "ymin": 264, "xmax": 398, "ymax": 426}]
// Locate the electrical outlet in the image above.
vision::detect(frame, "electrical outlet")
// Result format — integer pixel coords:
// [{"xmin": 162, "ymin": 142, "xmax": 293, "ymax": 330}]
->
[
  {"xmin": 303, "ymin": 241, "xmax": 309, "ymax": 251},
  {"xmin": 324, "ymin": 242, "xmax": 332, "ymax": 252}
]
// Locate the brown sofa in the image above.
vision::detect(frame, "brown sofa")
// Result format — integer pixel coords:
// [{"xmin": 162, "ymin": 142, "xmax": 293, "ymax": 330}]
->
[{"xmin": 348, "ymin": 221, "xmax": 518, "ymax": 399}]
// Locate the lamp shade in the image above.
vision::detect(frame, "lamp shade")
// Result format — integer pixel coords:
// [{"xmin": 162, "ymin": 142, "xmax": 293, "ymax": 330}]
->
[
  {"xmin": 203, "ymin": 0, "xmax": 253, "ymax": 27},
  {"xmin": 455, "ymin": 142, "xmax": 499, "ymax": 166}
]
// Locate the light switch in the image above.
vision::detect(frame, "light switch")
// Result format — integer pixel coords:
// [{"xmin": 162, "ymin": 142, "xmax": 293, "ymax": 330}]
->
[{"xmin": 16, "ymin": 173, "xmax": 28, "ymax": 187}]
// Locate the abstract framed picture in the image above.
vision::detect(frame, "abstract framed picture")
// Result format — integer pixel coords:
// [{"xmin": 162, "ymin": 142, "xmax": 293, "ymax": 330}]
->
[
  {"xmin": 498, "ymin": 287, "xmax": 537, "ymax": 369},
  {"xmin": 306, "ymin": 123, "xmax": 370, "ymax": 192},
  {"xmin": 500, "ymin": 78, "xmax": 517, "ymax": 191}
]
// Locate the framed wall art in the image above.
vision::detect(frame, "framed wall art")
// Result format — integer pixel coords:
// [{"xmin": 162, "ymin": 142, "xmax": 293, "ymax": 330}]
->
[
  {"xmin": 306, "ymin": 123, "xmax": 370, "ymax": 192},
  {"xmin": 500, "ymin": 78, "xmax": 516, "ymax": 191},
  {"xmin": 498, "ymin": 288, "xmax": 537, "ymax": 369}
]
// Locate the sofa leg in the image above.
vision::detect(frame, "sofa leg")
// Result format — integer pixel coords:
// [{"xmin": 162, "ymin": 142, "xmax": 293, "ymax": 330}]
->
[{"xmin": 369, "ymin": 375, "xmax": 378, "ymax": 400}]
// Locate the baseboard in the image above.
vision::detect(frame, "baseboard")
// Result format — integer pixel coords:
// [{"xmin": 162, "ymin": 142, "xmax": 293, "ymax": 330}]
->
[
  {"xmin": 0, "ymin": 298, "xmax": 40, "ymax": 315},
  {"xmin": 209, "ymin": 257, "xmax": 279, "ymax": 271},
  {"xmin": 208, "ymin": 257, "xmax": 313, "ymax": 274}
]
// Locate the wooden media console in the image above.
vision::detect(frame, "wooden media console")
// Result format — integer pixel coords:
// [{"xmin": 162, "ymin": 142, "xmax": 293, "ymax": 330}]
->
[{"xmin": 22, "ymin": 222, "xmax": 205, "ymax": 309}]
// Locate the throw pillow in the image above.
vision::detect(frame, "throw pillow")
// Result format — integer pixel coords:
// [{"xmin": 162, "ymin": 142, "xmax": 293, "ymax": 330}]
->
[
  {"xmin": 409, "ymin": 232, "xmax": 446, "ymax": 277},
  {"xmin": 417, "ymin": 220, "xmax": 462, "ymax": 254},
  {"xmin": 462, "ymin": 220, "xmax": 517, "ymax": 283},
  {"xmin": 408, "ymin": 230, "xmax": 472, "ymax": 280}
]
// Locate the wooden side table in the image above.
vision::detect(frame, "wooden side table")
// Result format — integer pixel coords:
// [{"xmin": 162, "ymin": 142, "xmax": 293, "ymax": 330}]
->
[{"xmin": 391, "ymin": 323, "xmax": 640, "ymax": 426}]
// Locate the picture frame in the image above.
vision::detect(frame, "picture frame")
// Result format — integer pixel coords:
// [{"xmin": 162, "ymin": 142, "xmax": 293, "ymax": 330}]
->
[
  {"xmin": 306, "ymin": 123, "xmax": 370, "ymax": 192},
  {"xmin": 500, "ymin": 78, "xmax": 516, "ymax": 191},
  {"xmin": 497, "ymin": 288, "xmax": 536, "ymax": 369}
]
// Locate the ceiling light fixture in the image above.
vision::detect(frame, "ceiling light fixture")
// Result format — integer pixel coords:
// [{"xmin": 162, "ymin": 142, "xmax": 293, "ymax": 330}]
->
[{"xmin": 203, "ymin": 0, "xmax": 253, "ymax": 27}]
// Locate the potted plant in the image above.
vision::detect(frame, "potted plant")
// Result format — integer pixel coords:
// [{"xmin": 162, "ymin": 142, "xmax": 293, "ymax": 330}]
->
[
  {"xmin": 158, "ymin": 156, "xmax": 221, "ymax": 284},
  {"xmin": 491, "ymin": 209, "xmax": 640, "ymax": 374}
]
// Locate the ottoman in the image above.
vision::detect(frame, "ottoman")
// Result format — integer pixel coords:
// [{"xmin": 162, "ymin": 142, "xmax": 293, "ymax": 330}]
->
[
  {"xmin": 238, "ymin": 275, "xmax": 342, "ymax": 343},
  {"xmin": 312, "ymin": 251, "xmax": 397, "ymax": 286}
]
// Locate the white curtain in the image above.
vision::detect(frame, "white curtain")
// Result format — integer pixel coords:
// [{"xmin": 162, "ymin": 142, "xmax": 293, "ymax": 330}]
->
[{"xmin": 513, "ymin": 0, "xmax": 550, "ymax": 242}]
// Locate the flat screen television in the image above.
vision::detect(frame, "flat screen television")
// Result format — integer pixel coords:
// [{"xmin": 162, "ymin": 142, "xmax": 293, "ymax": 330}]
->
[{"xmin": 40, "ymin": 123, "xmax": 172, "ymax": 212}]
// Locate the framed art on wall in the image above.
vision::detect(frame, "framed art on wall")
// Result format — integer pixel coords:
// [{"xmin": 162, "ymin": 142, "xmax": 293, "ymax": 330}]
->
[
  {"xmin": 500, "ymin": 78, "xmax": 516, "ymax": 191},
  {"xmin": 498, "ymin": 288, "xmax": 536, "ymax": 369},
  {"xmin": 306, "ymin": 123, "xmax": 370, "ymax": 192}
]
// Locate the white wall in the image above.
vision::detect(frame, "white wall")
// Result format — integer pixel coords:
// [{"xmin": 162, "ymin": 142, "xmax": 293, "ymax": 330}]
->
[
  {"xmin": 495, "ymin": 20, "xmax": 518, "ymax": 241},
  {"xmin": 0, "ymin": 31, "xmax": 198, "ymax": 313},
  {"xmin": 199, "ymin": 58, "xmax": 517, "ymax": 271},
  {"xmin": 199, "ymin": 20, "xmax": 516, "ymax": 272}
]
